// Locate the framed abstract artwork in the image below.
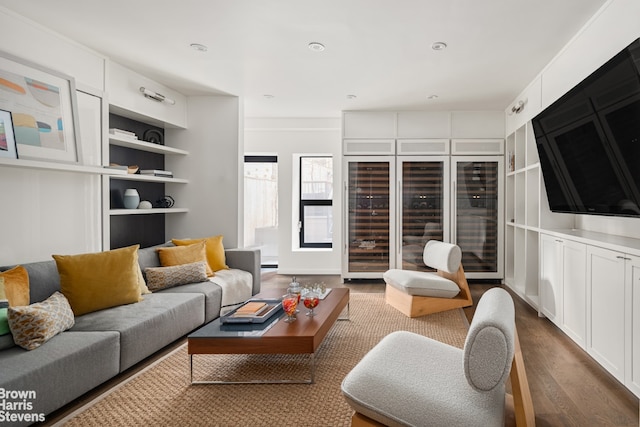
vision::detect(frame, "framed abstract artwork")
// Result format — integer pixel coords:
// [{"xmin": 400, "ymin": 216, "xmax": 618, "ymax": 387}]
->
[
  {"xmin": 0, "ymin": 50, "xmax": 81, "ymax": 164},
  {"xmin": 0, "ymin": 109, "xmax": 17, "ymax": 159}
]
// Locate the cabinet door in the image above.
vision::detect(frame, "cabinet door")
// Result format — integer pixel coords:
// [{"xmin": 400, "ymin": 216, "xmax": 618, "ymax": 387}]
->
[
  {"xmin": 587, "ymin": 245, "xmax": 626, "ymax": 382},
  {"xmin": 343, "ymin": 157, "xmax": 395, "ymax": 278},
  {"xmin": 561, "ymin": 239, "xmax": 587, "ymax": 347},
  {"xmin": 397, "ymin": 157, "xmax": 450, "ymax": 271},
  {"xmin": 540, "ymin": 234, "xmax": 562, "ymax": 325},
  {"xmin": 451, "ymin": 156, "xmax": 503, "ymax": 278},
  {"xmin": 626, "ymin": 254, "xmax": 640, "ymax": 396}
]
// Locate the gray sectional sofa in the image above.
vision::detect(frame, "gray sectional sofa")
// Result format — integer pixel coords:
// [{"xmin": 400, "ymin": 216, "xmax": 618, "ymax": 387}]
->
[{"xmin": 0, "ymin": 243, "xmax": 260, "ymax": 426}]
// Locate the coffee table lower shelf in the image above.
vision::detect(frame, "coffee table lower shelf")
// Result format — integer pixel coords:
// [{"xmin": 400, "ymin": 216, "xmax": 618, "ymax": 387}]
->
[{"xmin": 187, "ymin": 288, "xmax": 350, "ymax": 385}]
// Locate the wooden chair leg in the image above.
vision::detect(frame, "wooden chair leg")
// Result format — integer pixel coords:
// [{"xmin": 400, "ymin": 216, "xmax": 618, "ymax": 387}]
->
[
  {"xmin": 351, "ymin": 412, "xmax": 386, "ymax": 427},
  {"xmin": 507, "ymin": 326, "xmax": 536, "ymax": 427}
]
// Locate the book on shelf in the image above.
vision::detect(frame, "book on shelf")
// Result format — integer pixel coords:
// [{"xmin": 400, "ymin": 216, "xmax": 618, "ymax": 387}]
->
[
  {"xmin": 109, "ymin": 128, "xmax": 138, "ymax": 140},
  {"xmin": 104, "ymin": 164, "xmax": 128, "ymax": 170},
  {"xmin": 139, "ymin": 169, "xmax": 173, "ymax": 177}
]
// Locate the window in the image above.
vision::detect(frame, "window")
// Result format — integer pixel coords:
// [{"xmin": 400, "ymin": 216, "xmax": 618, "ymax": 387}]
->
[
  {"xmin": 299, "ymin": 156, "xmax": 333, "ymax": 248},
  {"xmin": 244, "ymin": 155, "xmax": 278, "ymax": 266}
]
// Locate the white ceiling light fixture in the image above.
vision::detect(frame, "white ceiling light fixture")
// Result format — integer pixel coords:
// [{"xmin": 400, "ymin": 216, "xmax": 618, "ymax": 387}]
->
[
  {"xmin": 308, "ymin": 42, "xmax": 326, "ymax": 52},
  {"xmin": 190, "ymin": 43, "xmax": 208, "ymax": 52},
  {"xmin": 431, "ymin": 41, "xmax": 447, "ymax": 51},
  {"xmin": 346, "ymin": 94, "xmax": 357, "ymax": 99},
  {"xmin": 263, "ymin": 94, "xmax": 275, "ymax": 99},
  {"xmin": 427, "ymin": 94, "xmax": 439, "ymax": 100}
]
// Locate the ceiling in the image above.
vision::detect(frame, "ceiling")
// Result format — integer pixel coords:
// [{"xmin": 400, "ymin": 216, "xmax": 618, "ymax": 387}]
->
[{"xmin": 0, "ymin": 0, "xmax": 608, "ymax": 118}]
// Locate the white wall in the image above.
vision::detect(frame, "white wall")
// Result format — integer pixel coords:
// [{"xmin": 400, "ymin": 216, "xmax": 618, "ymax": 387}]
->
[
  {"xmin": 245, "ymin": 118, "xmax": 342, "ymax": 274},
  {"xmin": 0, "ymin": 8, "xmax": 105, "ymax": 265},
  {"xmin": 506, "ymin": 0, "xmax": 640, "ymax": 240},
  {"xmin": 166, "ymin": 96, "xmax": 243, "ymax": 248}
]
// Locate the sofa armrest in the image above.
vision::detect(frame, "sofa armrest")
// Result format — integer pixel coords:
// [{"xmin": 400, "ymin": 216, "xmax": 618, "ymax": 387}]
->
[{"xmin": 225, "ymin": 248, "xmax": 261, "ymax": 295}]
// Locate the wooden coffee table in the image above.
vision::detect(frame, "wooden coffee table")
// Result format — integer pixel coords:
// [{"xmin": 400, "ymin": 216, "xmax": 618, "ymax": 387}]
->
[{"xmin": 187, "ymin": 287, "xmax": 350, "ymax": 384}]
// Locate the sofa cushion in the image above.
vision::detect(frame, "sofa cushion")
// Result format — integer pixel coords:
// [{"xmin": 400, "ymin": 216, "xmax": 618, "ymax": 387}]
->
[
  {"xmin": 8, "ymin": 292, "xmax": 75, "ymax": 350},
  {"xmin": 383, "ymin": 269, "xmax": 460, "ymax": 298},
  {"xmin": 157, "ymin": 241, "xmax": 213, "ymax": 276},
  {"xmin": 53, "ymin": 245, "xmax": 142, "ymax": 316},
  {"xmin": 172, "ymin": 235, "xmax": 229, "ymax": 272},
  {"xmin": 144, "ymin": 261, "xmax": 208, "ymax": 291},
  {"xmin": 157, "ymin": 281, "xmax": 223, "ymax": 323},
  {"xmin": 71, "ymin": 292, "xmax": 205, "ymax": 371},
  {"xmin": 0, "ymin": 331, "xmax": 120, "ymax": 424}
]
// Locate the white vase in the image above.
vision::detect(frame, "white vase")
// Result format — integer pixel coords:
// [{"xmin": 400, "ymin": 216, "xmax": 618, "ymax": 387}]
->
[{"xmin": 123, "ymin": 188, "xmax": 140, "ymax": 209}]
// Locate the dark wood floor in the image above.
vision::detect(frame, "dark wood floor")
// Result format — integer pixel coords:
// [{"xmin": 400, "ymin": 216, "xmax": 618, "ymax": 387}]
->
[
  {"xmin": 265, "ymin": 272, "xmax": 639, "ymax": 427},
  {"xmin": 43, "ymin": 271, "xmax": 639, "ymax": 426}
]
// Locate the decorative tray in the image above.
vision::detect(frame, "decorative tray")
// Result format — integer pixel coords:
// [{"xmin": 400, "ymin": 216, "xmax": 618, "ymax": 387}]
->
[{"xmin": 220, "ymin": 299, "xmax": 283, "ymax": 324}]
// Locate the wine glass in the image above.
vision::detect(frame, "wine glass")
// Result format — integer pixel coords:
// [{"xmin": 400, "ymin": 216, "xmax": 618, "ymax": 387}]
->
[
  {"xmin": 303, "ymin": 290, "xmax": 320, "ymax": 317},
  {"xmin": 282, "ymin": 293, "xmax": 298, "ymax": 323}
]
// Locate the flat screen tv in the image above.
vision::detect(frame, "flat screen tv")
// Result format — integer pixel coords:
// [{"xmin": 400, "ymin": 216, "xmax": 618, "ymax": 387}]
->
[{"xmin": 532, "ymin": 37, "xmax": 640, "ymax": 217}]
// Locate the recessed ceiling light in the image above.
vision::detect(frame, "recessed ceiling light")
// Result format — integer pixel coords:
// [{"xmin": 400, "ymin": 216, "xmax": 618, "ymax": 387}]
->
[
  {"xmin": 431, "ymin": 41, "xmax": 447, "ymax": 51},
  {"xmin": 190, "ymin": 43, "xmax": 208, "ymax": 52},
  {"xmin": 427, "ymin": 94, "xmax": 439, "ymax": 100},
  {"xmin": 308, "ymin": 42, "xmax": 326, "ymax": 52},
  {"xmin": 263, "ymin": 94, "xmax": 275, "ymax": 99},
  {"xmin": 346, "ymin": 94, "xmax": 357, "ymax": 99}
]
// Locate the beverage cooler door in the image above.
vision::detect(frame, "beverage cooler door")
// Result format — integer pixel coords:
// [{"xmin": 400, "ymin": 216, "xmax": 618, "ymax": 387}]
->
[
  {"xmin": 397, "ymin": 157, "xmax": 450, "ymax": 271},
  {"xmin": 343, "ymin": 157, "xmax": 395, "ymax": 279},
  {"xmin": 451, "ymin": 156, "xmax": 504, "ymax": 279}
]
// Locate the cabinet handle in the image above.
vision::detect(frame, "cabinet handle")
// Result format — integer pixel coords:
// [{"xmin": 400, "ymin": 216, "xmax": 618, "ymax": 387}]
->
[{"xmin": 616, "ymin": 256, "xmax": 632, "ymax": 261}]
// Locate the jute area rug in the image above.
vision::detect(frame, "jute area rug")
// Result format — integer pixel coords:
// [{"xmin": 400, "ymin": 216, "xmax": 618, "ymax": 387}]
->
[{"xmin": 62, "ymin": 292, "xmax": 469, "ymax": 427}]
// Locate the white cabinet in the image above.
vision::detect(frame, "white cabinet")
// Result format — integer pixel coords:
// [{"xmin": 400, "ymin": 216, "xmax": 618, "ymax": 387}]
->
[
  {"xmin": 538, "ymin": 230, "xmax": 640, "ymax": 397},
  {"xmin": 539, "ymin": 233, "xmax": 586, "ymax": 347},
  {"xmin": 539, "ymin": 234, "xmax": 563, "ymax": 325},
  {"xmin": 107, "ymin": 61, "xmax": 187, "ymax": 129},
  {"xmin": 342, "ymin": 112, "xmax": 396, "ymax": 139},
  {"xmin": 627, "ymin": 255, "xmax": 640, "ymax": 396},
  {"xmin": 586, "ymin": 245, "xmax": 628, "ymax": 383}
]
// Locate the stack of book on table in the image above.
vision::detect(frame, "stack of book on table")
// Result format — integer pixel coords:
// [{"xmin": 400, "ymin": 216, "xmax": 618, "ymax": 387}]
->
[{"xmin": 221, "ymin": 299, "xmax": 282, "ymax": 324}]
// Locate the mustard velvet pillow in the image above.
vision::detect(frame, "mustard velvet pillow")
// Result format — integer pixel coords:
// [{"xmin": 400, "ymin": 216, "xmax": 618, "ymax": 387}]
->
[
  {"xmin": 172, "ymin": 235, "xmax": 228, "ymax": 272},
  {"xmin": 157, "ymin": 241, "xmax": 213, "ymax": 276},
  {"xmin": 0, "ymin": 265, "xmax": 30, "ymax": 307},
  {"xmin": 53, "ymin": 245, "xmax": 142, "ymax": 316},
  {"xmin": 0, "ymin": 267, "xmax": 31, "ymax": 350}
]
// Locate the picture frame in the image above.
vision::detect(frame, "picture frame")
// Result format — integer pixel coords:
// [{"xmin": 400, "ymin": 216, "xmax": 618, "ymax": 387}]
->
[
  {"xmin": 0, "ymin": 50, "xmax": 81, "ymax": 164},
  {"xmin": 0, "ymin": 109, "xmax": 17, "ymax": 159}
]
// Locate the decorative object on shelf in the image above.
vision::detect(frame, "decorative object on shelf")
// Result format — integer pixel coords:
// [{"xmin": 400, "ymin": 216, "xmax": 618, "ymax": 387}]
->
[
  {"xmin": 123, "ymin": 188, "xmax": 140, "ymax": 209},
  {"xmin": 138, "ymin": 200, "xmax": 152, "ymax": 209},
  {"xmin": 142, "ymin": 129, "xmax": 163, "ymax": 145},
  {"xmin": 127, "ymin": 165, "xmax": 139, "ymax": 174},
  {"xmin": 0, "ymin": 109, "xmax": 18, "ymax": 159},
  {"xmin": 139, "ymin": 87, "xmax": 175, "ymax": 105},
  {"xmin": 0, "ymin": 50, "xmax": 81, "ymax": 164},
  {"xmin": 155, "ymin": 195, "xmax": 174, "ymax": 208}
]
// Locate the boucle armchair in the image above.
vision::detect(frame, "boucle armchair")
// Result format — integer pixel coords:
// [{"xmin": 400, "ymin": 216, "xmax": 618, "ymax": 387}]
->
[
  {"xmin": 384, "ymin": 240, "xmax": 473, "ymax": 317},
  {"xmin": 341, "ymin": 287, "xmax": 535, "ymax": 426}
]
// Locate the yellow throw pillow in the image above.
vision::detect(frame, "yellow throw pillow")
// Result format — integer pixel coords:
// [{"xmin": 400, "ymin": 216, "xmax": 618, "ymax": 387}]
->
[
  {"xmin": 157, "ymin": 241, "xmax": 214, "ymax": 276},
  {"xmin": 0, "ymin": 265, "xmax": 30, "ymax": 307},
  {"xmin": 137, "ymin": 264, "xmax": 151, "ymax": 295},
  {"xmin": 172, "ymin": 235, "xmax": 228, "ymax": 272},
  {"xmin": 53, "ymin": 245, "xmax": 142, "ymax": 316}
]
